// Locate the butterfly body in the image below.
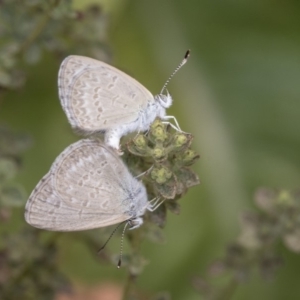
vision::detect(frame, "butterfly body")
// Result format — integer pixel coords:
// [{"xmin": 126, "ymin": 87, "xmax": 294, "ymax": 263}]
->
[{"xmin": 104, "ymin": 95, "xmax": 171, "ymax": 149}]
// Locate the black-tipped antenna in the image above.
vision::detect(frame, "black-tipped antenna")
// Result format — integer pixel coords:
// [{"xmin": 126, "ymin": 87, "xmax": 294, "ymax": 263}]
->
[
  {"xmin": 117, "ymin": 221, "xmax": 129, "ymax": 268},
  {"xmin": 160, "ymin": 49, "xmax": 190, "ymax": 94},
  {"xmin": 97, "ymin": 222, "xmax": 123, "ymax": 254}
]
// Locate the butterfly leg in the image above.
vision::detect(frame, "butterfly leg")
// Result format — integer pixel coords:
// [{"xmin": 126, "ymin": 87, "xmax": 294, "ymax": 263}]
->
[
  {"xmin": 133, "ymin": 130, "xmax": 142, "ymax": 140},
  {"xmin": 135, "ymin": 165, "xmax": 154, "ymax": 179},
  {"xmin": 162, "ymin": 115, "xmax": 182, "ymax": 132},
  {"xmin": 148, "ymin": 197, "xmax": 165, "ymax": 211},
  {"xmin": 162, "ymin": 121, "xmax": 181, "ymax": 132}
]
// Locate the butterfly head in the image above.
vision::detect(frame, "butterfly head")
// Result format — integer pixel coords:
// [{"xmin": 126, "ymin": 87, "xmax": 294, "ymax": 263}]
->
[
  {"xmin": 128, "ymin": 217, "xmax": 143, "ymax": 230},
  {"xmin": 155, "ymin": 92, "xmax": 173, "ymax": 109}
]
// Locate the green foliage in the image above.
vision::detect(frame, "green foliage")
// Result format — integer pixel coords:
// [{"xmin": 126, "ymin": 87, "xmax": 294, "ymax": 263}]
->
[
  {"xmin": 90, "ymin": 120, "xmax": 200, "ymax": 299},
  {"xmin": 0, "ymin": 0, "xmax": 112, "ymax": 299},
  {"xmin": 0, "ymin": 0, "xmax": 109, "ymax": 90},
  {"xmin": 0, "ymin": 126, "xmax": 31, "ymax": 220},
  {"xmin": 0, "ymin": 230, "xmax": 68, "ymax": 300},
  {"xmin": 0, "ymin": 1, "xmax": 201, "ymax": 298},
  {"xmin": 193, "ymin": 188, "xmax": 300, "ymax": 299},
  {"xmin": 117, "ymin": 119, "xmax": 200, "ymax": 273},
  {"xmin": 126, "ymin": 119, "xmax": 199, "ymax": 200},
  {"xmin": 1, "ymin": 0, "xmax": 300, "ymax": 299}
]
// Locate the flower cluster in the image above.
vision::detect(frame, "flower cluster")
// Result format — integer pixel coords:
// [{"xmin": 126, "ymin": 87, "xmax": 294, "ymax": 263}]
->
[
  {"xmin": 0, "ymin": 0, "xmax": 109, "ymax": 90},
  {"xmin": 0, "ymin": 230, "xmax": 69, "ymax": 300},
  {"xmin": 193, "ymin": 188, "xmax": 300, "ymax": 299},
  {"xmin": 125, "ymin": 118, "xmax": 200, "ymax": 226}
]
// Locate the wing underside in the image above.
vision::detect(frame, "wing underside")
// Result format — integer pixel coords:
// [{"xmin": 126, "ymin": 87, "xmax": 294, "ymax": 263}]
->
[
  {"xmin": 25, "ymin": 139, "xmax": 137, "ymax": 231},
  {"xmin": 58, "ymin": 56, "xmax": 154, "ymax": 132},
  {"xmin": 25, "ymin": 174, "xmax": 129, "ymax": 231}
]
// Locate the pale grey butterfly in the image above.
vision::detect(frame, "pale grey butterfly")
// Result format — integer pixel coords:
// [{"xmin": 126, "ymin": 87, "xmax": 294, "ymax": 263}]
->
[
  {"xmin": 25, "ymin": 138, "xmax": 158, "ymax": 232},
  {"xmin": 58, "ymin": 51, "xmax": 190, "ymax": 152}
]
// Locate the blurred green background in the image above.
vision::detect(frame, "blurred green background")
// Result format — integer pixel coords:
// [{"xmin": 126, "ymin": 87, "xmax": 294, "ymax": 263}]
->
[{"xmin": 1, "ymin": 0, "xmax": 300, "ymax": 299}]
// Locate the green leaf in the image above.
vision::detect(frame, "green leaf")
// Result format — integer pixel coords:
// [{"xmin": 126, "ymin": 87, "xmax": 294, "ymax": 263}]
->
[
  {"xmin": 148, "ymin": 204, "xmax": 167, "ymax": 228},
  {"xmin": 175, "ymin": 167, "xmax": 200, "ymax": 195},
  {"xmin": 144, "ymin": 224, "xmax": 166, "ymax": 244},
  {"xmin": 154, "ymin": 175, "xmax": 177, "ymax": 199},
  {"xmin": 165, "ymin": 201, "xmax": 181, "ymax": 215}
]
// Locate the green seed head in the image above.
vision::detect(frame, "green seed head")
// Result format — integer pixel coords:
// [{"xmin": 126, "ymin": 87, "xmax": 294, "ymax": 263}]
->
[
  {"xmin": 152, "ymin": 146, "xmax": 167, "ymax": 161},
  {"xmin": 133, "ymin": 134, "xmax": 147, "ymax": 149},
  {"xmin": 173, "ymin": 133, "xmax": 188, "ymax": 148},
  {"xmin": 182, "ymin": 149, "xmax": 199, "ymax": 165},
  {"xmin": 151, "ymin": 166, "xmax": 173, "ymax": 184}
]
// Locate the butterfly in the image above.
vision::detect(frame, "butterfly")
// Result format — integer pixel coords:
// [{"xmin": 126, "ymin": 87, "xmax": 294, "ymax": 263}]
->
[{"xmin": 58, "ymin": 51, "xmax": 189, "ymax": 152}]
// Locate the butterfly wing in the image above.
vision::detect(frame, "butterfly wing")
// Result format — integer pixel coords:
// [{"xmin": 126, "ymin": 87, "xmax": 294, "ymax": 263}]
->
[
  {"xmin": 58, "ymin": 55, "xmax": 154, "ymax": 133},
  {"xmin": 25, "ymin": 139, "xmax": 138, "ymax": 231},
  {"xmin": 25, "ymin": 174, "xmax": 129, "ymax": 231}
]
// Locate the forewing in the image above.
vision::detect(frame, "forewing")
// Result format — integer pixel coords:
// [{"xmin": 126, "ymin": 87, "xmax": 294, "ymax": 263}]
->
[
  {"xmin": 58, "ymin": 55, "xmax": 154, "ymax": 132},
  {"xmin": 25, "ymin": 173, "xmax": 128, "ymax": 231},
  {"xmin": 24, "ymin": 139, "xmax": 136, "ymax": 231},
  {"xmin": 51, "ymin": 139, "xmax": 133, "ymax": 213}
]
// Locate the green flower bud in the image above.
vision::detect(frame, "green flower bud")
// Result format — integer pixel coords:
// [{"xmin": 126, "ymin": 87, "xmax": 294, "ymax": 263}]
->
[
  {"xmin": 181, "ymin": 149, "xmax": 200, "ymax": 165},
  {"xmin": 151, "ymin": 166, "xmax": 172, "ymax": 184},
  {"xmin": 152, "ymin": 146, "xmax": 167, "ymax": 162},
  {"xmin": 173, "ymin": 133, "xmax": 188, "ymax": 148},
  {"xmin": 133, "ymin": 134, "xmax": 148, "ymax": 149},
  {"xmin": 150, "ymin": 119, "xmax": 163, "ymax": 130},
  {"xmin": 127, "ymin": 134, "xmax": 151, "ymax": 156},
  {"xmin": 153, "ymin": 127, "xmax": 167, "ymax": 142},
  {"xmin": 149, "ymin": 119, "xmax": 168, "ymax": 143}
]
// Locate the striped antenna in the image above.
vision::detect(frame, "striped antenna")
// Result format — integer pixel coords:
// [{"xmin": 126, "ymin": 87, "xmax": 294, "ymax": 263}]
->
[
  {"xmin": 117, "ymin": 221, "xmax": 129, "ymax": 268},
  {"xmin": 160, "ymin": 50, "xmax": 190, "ymax": 94},
  {"xmin": 97, "ymin": 222, "xmax": 123, "ymax": 254}
]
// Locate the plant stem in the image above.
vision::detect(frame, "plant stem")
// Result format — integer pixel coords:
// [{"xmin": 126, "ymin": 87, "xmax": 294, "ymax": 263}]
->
[
  {"xmin": 122, "ymin": 273, "xmax": 136, "ymax": 300},
  {"xmin": 122, "ymin": 229, "xmax": 142, "ymax": 300}
]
